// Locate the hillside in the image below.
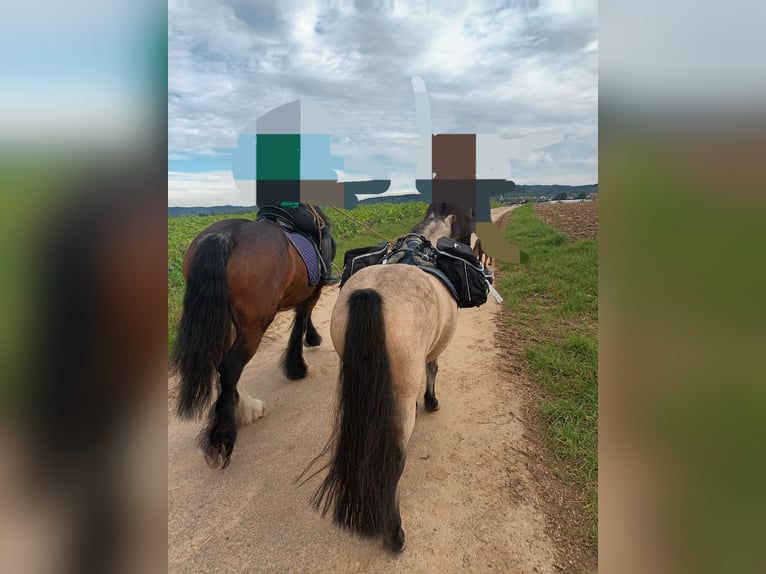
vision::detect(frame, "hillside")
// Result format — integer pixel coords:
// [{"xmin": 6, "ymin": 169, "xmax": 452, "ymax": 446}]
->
[
  {"xmin": 166, "ymin": 184, "xmax": 598, "ymax": 216},
  {"xmin": 168, "ymin": 205, "xmax": 257, "ymax": 217}
]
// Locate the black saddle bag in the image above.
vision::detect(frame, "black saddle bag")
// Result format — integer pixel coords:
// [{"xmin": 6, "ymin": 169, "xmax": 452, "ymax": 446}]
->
[
  {"xmin": 339, "ymin": 240, "xmax": 389, "ymax": 288},
  {"xmin": 435, "ymin": 237, "xmax": 489, "ymax": 308}
]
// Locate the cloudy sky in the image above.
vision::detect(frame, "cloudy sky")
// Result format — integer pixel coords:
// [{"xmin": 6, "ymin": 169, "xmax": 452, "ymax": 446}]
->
[{"xmin": 168, "ymin": 0, "xmax": 597, "ymax": 206}]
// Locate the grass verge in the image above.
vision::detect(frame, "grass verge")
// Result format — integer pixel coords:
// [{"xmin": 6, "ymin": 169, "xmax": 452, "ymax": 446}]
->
[{"xmin": 496, "ymin": 203, "xmax": 598, "ymax": 543}]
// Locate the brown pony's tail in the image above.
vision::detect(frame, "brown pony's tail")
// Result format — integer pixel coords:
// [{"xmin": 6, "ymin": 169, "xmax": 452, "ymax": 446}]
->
[
  {"xmin": 310, "ymin": 289, "xmax": 403, "ymax": 538},
  {"xmin": 173, "ymin": 232, "xmax": 234, "ymax": 419}
]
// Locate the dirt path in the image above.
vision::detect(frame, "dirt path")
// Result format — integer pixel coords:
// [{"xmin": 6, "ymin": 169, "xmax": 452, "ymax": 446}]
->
[{"xmin": 168, "ymin": 206, "xmax": 560, "ymax": 573}]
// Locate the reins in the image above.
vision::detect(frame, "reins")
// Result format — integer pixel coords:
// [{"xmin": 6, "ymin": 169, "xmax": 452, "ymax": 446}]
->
[{"xmin": 306, "ymin": 204, "xmax": 327, "ymax": 243}]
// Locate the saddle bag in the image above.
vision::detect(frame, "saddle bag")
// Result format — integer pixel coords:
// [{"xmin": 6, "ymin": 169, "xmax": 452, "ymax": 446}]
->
[
  {"xmin": 434, "ymin": 237, "xmax": 489, "ymax": 308},
  {"xmin": 339, "ymin": 240, "xmax": 389, "ymax": 288}
]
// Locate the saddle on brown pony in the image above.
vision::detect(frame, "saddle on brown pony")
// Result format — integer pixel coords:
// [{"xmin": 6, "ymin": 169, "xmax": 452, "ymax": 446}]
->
[{"xmin": 256, "ymin": 203, "xmax": 338, "ymax": 284}]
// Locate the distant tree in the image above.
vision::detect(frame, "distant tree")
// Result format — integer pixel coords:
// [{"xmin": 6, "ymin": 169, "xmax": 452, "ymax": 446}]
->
[
  {"xmin": 576, "ymin": 191, "xmax": 588, "ymax": 199},
  {"xmin": 554, "ymin": 192, "xmax": 568, "ymax": 201}
]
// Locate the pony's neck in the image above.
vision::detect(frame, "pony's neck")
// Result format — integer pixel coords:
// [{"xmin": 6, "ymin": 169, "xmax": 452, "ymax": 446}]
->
[
  {"xmin": 409, "ymin": 217, "xmax": 450, "ymax": 245},
  {"xmin": 422, "ymin": 226, "xmax": 448, "ymax": 244}
]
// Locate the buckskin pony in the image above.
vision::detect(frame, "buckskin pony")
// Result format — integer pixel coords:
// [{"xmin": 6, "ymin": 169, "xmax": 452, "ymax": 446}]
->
[{"xmin": 305, "ymin": 214, "xmax": 459, "ymax": 552}]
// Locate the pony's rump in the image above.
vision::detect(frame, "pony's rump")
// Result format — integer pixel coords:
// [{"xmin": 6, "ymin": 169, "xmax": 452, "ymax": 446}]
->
[
  {"xmin": 173, "ymin": 231, "xmax": 234, "ymax": 419},
  {"xmin": 311, "ymin": 289, "xmax": 404, "ymax": 537}
]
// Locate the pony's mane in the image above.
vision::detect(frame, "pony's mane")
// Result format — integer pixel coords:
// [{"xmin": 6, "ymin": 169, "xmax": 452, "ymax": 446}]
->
[{"xmin": 411, "ymin": 216, "xmax": 447, "ymax": 240}]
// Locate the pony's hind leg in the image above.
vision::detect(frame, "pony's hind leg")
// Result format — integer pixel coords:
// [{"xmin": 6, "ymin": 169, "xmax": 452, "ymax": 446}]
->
[
  {"xmin": 424, "ymin": 361, "xmax": 440, "ymax": 411},
  {"xmin": 283, "ymin": 308, "xmax": 309, "ymax": 380},
  {"xmin": 201, "ymin": 328, "xmax": 264, "ymax": 469},
  {"xmin": 385, "ymin": 396, "xmax": 418, "ymax": 552},
  {"xmin": 304, "ymin": 315, "xmax": 322, "ymax": 347},
  {"xmin": 282, "ymin": 289, "xmax": 321, "ymax": 380},
  {"xmin": 384, "ymin": 482, "xmax": 406, "ymax": 552}
]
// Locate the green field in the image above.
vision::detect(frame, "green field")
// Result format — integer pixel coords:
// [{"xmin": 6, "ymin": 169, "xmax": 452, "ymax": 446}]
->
[{"xmin": 497, "ymin": 203, "xmax": 598, "ymax": 543}]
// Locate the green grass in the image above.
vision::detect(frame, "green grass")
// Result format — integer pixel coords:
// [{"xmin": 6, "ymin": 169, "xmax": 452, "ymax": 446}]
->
[
  {"xmin": 167, "ymin": 203, "xmax": 428, "ymax": 354},
  {"xmin": 324, "ymin": 203, "xmax": 427, "ymax": 268},
  {"xmin": 496, "ymin": 203, "xmax": 598, "ymax": 541}
]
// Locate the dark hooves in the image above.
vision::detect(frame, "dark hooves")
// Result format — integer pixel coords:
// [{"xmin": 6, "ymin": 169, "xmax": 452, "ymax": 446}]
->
[
  {"xmin": 384, "ymin": 527, "xmax": 406, "ymax": 553},
  {"xmin": 424, "ymin": 395, "xmax": 440, "ymax": 412},
  {"xmin": 203, "ymin": 441, "xmax": 233, "ymax": 470},
  {"xmin": 284, "ymin": 361, "xmax": 308, "ymax": 380},
  {"xmin": 304, "ymin": 333, "xmax": 322, "ymax": 347}
]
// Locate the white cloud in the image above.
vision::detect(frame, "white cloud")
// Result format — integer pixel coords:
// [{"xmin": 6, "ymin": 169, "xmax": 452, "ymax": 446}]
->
[
  {"xmin": 169, "ymin": 1, "xmax": 598, "ymax": 205},
  {"xmin": 168, "ymin": 170, "xmax": 253, "ymax": 206},
  {"xmin": 168, "ymin": 147, "xmax": 230, "ymax": 160}
]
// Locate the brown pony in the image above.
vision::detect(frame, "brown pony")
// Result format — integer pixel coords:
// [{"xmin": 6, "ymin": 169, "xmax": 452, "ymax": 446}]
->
[
  {"xmin": 304, "ymin": 214, "xmax": 458, "ymax": 552},
  {"xmin": 172, "ymin": 209, "xmax": 332, "ymax": 469}
]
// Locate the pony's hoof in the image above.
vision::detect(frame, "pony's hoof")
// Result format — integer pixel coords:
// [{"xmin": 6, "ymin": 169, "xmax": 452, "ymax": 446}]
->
[
  {"xmin": 202, "ymin": 434, "xmax": 234, "ymax": 469},
  {"xmin": 384, "ymin": 527, "xmax": 406, "ymax": 553},
  {"xmin": 203, "ymin": 443, "xmax": 232, "ymax": 470},
  {"xmin": 284, "ymin": 362, "xmax": 308, "ymax": 380},
  {"xmin": 304, "ymin": 333, "xmax": 322, "ymax": 347},
  {"xmin": 424, "ymin": 396, "xmax": 440, "ymax": 412}
]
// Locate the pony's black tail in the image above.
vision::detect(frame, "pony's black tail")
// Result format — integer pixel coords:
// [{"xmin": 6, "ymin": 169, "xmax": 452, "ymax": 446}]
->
[
  {"xmin": 172, "ymin": 232, "xmax": 234, "ymax": 419},
  {"xmin": 310, "ymin": 289, "xmax": 403, "ymax": 538}
]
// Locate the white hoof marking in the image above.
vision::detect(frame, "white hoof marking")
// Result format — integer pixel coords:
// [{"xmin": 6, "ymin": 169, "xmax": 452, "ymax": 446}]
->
[{"xmin": 238, "ymin": 392, "xmax": 266, "ymax": 426}]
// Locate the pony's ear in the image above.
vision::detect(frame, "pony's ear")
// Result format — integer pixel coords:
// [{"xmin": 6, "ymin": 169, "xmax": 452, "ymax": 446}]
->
[{"xmin": 443, "ymin": 214, "xmax": 455, "ymax": 227}]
